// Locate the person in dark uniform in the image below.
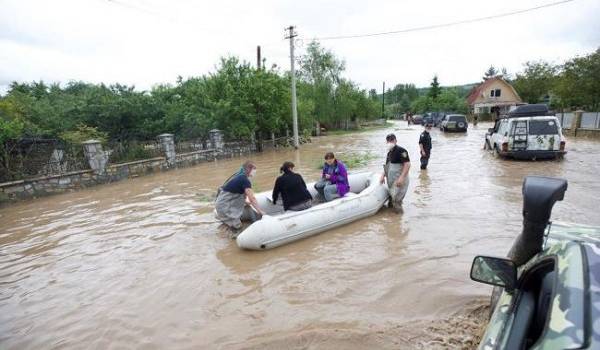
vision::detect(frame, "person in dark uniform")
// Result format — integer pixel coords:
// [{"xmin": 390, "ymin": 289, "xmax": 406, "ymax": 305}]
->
[
  {"xmin": 272, "ymin": 161, "xmax": 313, "ymax": 211},
  {"xmin": 380, "ymin": 134, "xmax": 411, "ymax": 210},
  {"xmin": 419, "ymin": 123, "xmax": 432, "ymax": 170}
]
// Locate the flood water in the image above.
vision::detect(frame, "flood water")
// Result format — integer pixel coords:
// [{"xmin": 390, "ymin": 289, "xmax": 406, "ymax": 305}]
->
[{"xmin": 1, "ymin": 121, "xmax": 599, "ymax": 349}]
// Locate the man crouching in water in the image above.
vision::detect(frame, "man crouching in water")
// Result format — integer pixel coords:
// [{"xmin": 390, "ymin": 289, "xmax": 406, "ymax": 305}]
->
[
  {"xmin": 380, "ymin": 133, "xmax": 411, "ymax": 211},
  {"xmin": 215, "ymin": 160, "xmax": 265, "ymax": 236}
]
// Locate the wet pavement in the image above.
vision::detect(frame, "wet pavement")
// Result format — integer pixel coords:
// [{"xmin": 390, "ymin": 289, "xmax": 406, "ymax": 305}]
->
[{"xmin": 1, "ymin": 121, "xmax": 599, "ymax": 349}]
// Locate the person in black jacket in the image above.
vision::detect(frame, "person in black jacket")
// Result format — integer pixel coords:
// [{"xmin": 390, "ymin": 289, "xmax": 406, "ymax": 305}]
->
[
  {"xmin": 419, "ymin": 123, "xmax": 432, "ymax": 170},
  {"xmin": 272, "ymin": 161, "xmax": 313, "ymax": 211}
]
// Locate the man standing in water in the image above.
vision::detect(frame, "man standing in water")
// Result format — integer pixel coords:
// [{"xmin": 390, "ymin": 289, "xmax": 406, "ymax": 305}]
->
[
  {"xmin": 419, "ymin": 123, "xmax": 432, "ymax": 170},
  {"xmin": 215, "ymin": 160, "xmax": 265, "ymax": 236},
  {"xmin": 380, "ymin": 134, "xmax": 411, "ymax": 211}
]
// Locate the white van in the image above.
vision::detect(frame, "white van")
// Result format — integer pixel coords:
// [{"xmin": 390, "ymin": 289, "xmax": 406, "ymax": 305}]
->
[{"xmin": 484, "ymin": 104, "xmax": 566, "ymax": 160}]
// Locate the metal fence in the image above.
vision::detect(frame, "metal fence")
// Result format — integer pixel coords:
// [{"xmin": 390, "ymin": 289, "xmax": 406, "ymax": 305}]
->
[
  {"xmin": 555, "ymin": 112, "xmax": 600, "ymax": 130},
  {"xmin": 175, "ymin": 138, "xmax": 207, "ymax": 153},
  {"xmin": 0, "ymin": 139, "xmax": 89, "ymax": 183},
  {"xmin": 105, "ymin": 140, "xmax": 164, "ymax": 164},
  {"xmin": 581, "ymin": 112, "xmax": 600, "ymax": 129},
  {"xmin": 0, "ymin": 133, "xmax": 299, "ymax": 183}
]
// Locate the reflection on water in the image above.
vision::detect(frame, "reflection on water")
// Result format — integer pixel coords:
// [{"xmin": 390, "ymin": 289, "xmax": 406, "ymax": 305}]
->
[{"xmin": 1, "ymin": 121, "xmax": 599, "ymax": 349}]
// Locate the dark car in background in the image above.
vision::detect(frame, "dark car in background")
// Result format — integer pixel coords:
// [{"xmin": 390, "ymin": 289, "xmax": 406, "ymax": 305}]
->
[
  {"xmin": 424, "ymin": 112, "xmax": 446, "ymax": 127},
  {"xmin": 440, "ymin": 114, "xmax": 468, "ymax": 132},
  {"xmin": 412, "ymin": 114, "xmax": 424, "ymax": 125}
]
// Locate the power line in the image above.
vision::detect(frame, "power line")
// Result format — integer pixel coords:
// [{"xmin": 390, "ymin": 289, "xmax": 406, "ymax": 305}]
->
[{"xmin": 311, "ymin": 0, "xmax": 576, "ymax": 41}]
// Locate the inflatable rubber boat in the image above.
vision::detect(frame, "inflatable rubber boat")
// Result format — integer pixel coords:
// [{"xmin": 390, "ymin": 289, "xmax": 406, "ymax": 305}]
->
[{"xmin": 236, "ymin": 172, "xmax": 389, "ymax": 250}]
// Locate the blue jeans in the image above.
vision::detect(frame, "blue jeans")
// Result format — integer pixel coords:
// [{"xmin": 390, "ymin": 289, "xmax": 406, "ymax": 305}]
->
[{"xmin": 315, "ymin": 179, "xmax": 339, "ymax": 202}]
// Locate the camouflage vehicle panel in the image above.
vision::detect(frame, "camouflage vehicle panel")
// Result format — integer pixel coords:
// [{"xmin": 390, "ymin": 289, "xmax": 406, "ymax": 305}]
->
[
  {"xmin": 584, "ymin": 242, "xmax": 600, "ymax": 346},
  {"xmin": 477, "ymin": 222, "xmax": 600, "ymax": 349}
]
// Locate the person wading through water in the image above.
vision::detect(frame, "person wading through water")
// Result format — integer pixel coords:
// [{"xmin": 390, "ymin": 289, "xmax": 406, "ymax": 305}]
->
[
  {"xmin": 419, "ymin": 123, "xmax": 432, "ymax": 170},
  {"xmin": 214, "ymin": 160, "xmax": 265, "ymax": 238},
  {"xmin": 380, "ymin": 133, "xmax": 411, "ymax": 211}
]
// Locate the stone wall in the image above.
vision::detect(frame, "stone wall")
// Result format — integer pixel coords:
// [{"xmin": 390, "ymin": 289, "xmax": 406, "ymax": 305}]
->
[{"xmin": 0, "ymin": 130, "xmax": 262, "ymax": 204}]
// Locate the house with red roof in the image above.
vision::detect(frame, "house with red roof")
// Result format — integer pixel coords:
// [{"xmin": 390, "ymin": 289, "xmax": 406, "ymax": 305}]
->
[{"xmin": 467, "ymin": 77, "xmax": 523, "ymax": 117}]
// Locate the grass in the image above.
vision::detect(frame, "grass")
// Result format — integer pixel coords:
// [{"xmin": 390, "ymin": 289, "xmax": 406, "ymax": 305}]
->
[{"xmin": 314, "ymin": 151, "xmax": 377, "ymax": 170}]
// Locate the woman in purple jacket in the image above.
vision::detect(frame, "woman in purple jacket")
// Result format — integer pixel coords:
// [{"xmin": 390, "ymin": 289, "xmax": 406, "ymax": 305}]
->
[{"xmin": 314, "ymin": 152, "xmax": 350, "ymax": 202}]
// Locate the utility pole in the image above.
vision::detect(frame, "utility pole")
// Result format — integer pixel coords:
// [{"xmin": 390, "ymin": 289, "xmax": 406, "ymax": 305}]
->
[
  {"xmin": 382, "ymin": 81, "xmax": 385, "ymax": 119},
  {"xmin": 256, "ymin": 45, "xmax": 261, "ymax": 70},
  {"xmin": 256, "ymin": 45, "xmax": 263, "ymax": 151},
  {"xmin": 285, "ymin": 25, "xmax": 299, "ymax": 149}
]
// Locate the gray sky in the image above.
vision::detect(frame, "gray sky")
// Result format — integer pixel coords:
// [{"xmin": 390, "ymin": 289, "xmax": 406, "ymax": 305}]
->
[{"xmin": 1, "ymin": 0, "xmax": 599, "ymax": 94}]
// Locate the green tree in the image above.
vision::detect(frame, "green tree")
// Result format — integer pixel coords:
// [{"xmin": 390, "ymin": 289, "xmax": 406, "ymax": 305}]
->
[
  {"xmin": 428, "ymin": 75, "xmax": 441, "ymax": 100},
  {"xmin": 554, "ymin": 48, "xmax": 600, "ymax": 110},
  {"xmin": 483, "ymin": 66, "xmax": 498, "ymax": 80},
  {"xmin": 400, "ymin": 93, "xmax": 411, "ymax": 113},
  {"xmin": 512, "ymin": 61, "xmax": 558, "ymax": 104}
]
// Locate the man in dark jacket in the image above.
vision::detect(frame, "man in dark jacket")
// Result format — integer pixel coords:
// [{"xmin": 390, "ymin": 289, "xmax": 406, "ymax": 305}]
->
[
  {"xmin": 419, "ymin": 124, "xmax": 432, "ymax": 170},
  {"xmin": 272, "ymin": 161, "xmax": 313, "ymax": 211}
]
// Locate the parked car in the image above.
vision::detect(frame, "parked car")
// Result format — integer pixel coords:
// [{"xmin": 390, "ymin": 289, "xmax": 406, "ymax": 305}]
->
[
  {"xmin": 440, "ymin": 114, "xmax": 468, "ymax": 132},
  {"xmin": 470, "ymin": 176, "xmax": 600, "ymax": 350},
  {"xmin": 484, "ymin": 104, "xmax": 566, "ymax": 160},
  {"xmin": 412, "ymin": 114, "xmax": 424, "ymax": 125},
  {"xmin": 424, "ymin": 112, "xmax": 446, "ymax": 127},
  {"xmin": 423, "ymin": 115, "xmax": 433, "ymax": 125}
]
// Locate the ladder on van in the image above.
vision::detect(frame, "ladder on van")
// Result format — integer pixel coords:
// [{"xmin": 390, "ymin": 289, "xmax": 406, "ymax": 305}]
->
[{"xmin": 512, "ymin": 120, "xmax": 528, "ymax": 150}]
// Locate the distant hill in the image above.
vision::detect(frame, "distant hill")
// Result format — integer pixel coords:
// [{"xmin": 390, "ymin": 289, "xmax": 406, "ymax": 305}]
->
[{"xmin": 378, "ymin": 82, "xmax": 479, "ymax": 101}]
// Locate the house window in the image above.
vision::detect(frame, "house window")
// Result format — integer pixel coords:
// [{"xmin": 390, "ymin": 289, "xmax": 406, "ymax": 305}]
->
[
  {"xmin": 495, "ymin": 89, "xmax": 501, "ymax": 97},
  {"xmin": 490, "ymin": 89, "xmax": 495, "ymax": 97}
]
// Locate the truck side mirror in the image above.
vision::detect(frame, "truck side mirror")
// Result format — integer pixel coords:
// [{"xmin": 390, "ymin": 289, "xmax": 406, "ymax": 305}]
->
[{"xmin": 470, "ymin": 256, "xmax": 517, "ymax": 291}]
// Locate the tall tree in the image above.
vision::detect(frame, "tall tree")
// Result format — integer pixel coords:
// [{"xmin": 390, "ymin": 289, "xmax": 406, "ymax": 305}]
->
[
  {"xmin": 512, "ymin": 61, "xmax": 557, "ymax": 104},
  {"xmin": 428, "ymin": 75, "xmax": 441, "ymax": 100},
  {"xmin": 554, "ymin": 48, "xmax": 600, "ymax": 110},
  {"xmin": 483, "ymin": 66, "xmax": 498, "ymax": 80}
]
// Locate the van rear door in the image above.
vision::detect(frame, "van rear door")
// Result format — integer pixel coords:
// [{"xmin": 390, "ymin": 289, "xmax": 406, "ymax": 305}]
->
[{"xmin": 527, "ymin": 119, "xmax": 561, "ymax": 151}]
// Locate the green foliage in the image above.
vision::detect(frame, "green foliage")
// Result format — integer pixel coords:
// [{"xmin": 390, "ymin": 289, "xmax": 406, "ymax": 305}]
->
[
  {"xmin": 553, "ymin": 49, "xmax": 600, "ymax": 110},
  {"xmin": 59, "ymin": 125, "xmax": 108, "ymax": 144},
  {"xmin": 0, "ymin": 96, "xmax": 27, "ymax": 144},
  {"xmin": 428, "ymin": 75, "xmax": 441, "ymax": 100},
  {"xmin": 297, "ymin": 41, "xmax": 379, "ymax": 129},
  {"xmin": 342, "ymin": 151, "xmax": 377, "ymax": 169},
  {"xmin": 483, "ymin": 66, "xmax": 498, "ymax": 80},
  {"xmin": 512, "ymin": 61, "xmax": 558, "ymax": 104},
  {"xmin": 512, "ymin": 49, "xmax": 600, "ymax": 110},
  {"xmin": 410, "ymin": 88, "xmax": 467, "ymax": 114}
]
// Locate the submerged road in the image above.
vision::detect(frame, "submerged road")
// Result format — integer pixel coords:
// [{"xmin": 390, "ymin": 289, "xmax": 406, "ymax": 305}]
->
[{"xmin": 1, "ymin": 121, "xmax": 599, "ymax": 349}]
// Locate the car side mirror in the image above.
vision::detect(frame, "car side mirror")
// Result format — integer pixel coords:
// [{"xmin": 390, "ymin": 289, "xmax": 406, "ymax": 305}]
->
[
  {"xmin": 470, "ymin": 255, "xmax": 517, "ymax": 291},
  {"xmin": 488, "ymin": 128, "xmax": 494, "ymax": 134}
]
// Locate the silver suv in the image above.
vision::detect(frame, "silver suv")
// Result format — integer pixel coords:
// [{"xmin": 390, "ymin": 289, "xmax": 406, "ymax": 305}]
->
[{"xmin": 484, "ymin": 104, "xmax": 566, "ymax": 160}]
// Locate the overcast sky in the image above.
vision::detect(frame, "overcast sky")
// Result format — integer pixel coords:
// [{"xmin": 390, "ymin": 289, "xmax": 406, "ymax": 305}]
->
[{"xmin": 1, "ymin": 0, "xmax": 599, "ymax": 94}]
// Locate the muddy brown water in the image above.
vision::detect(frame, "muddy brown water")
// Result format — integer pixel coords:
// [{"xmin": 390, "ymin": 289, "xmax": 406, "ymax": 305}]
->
[{"xmin": 1, "ymin": 122, "xmax": 599, "ymax": 349}]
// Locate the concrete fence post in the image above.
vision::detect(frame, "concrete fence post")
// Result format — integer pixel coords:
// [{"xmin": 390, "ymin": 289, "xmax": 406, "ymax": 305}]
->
[
  {"xmin": 157, "ymin": 133, "xmax": 176, "ymax": 166},
  {"xmin": 209, "ymin": 129, "xmax": 224, "ymax": 152},
  {"xmin": 570, "ymin": 110, "xmax": 583, "ymax": 137},
  {"xmin": 82, "ymin": 140, "xmax": 108, "ymax": 174}
]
